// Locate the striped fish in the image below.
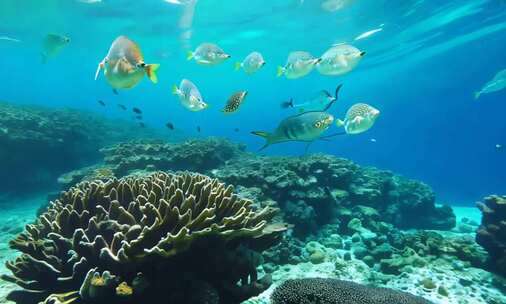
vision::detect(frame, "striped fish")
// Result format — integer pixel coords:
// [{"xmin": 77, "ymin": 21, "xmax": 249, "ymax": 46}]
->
[
  {"xmin": 251, "ymin": 111, "xmax": 335, "ymax": 151},
  {"xmin": 222, "ymin": 91, "xmax": 248, "ymax": 114}
]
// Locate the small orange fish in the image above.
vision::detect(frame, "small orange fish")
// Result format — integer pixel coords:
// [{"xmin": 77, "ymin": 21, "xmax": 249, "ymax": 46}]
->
[{"xmin": 95, "ymin": 36, "xmax": 159, "ymax": 90}]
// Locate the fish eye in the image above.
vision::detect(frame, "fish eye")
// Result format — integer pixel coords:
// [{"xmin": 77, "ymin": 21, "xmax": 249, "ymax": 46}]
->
[{"xmin": 314, "ymin": 121, "xmax": 322, "ymax": 128}]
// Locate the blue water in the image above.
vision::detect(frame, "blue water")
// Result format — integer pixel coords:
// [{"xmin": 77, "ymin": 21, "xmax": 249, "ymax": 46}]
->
[{"xmin": 0, "ymin": 0, "xmax": 505, "ymax": 205}]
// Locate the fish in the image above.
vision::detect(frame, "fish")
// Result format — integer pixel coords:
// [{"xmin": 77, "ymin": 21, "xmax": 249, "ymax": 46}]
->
[
  {"xmin": 336, "ymin": 103, "xmax": 380, "ymax": 134},
  {"xmin": 98, "ymin": 100, "xmax": 106, "ymax": 106},
  {"xmin": 251, "ymin": 111, "xmax": 335, "ymax": 151},
  {"xmin": 135, "ymin": 115, "xmax": 143, "ymax": 120},
  {"xmin": 321, "ymin": 0, "xmax": 353, "ymax": 12},
  {"xmin": 475, "ymin": 69, "xmax": 506, "ymax": 99},
  {"xmin": 235, "ymin": 52, "xmax": 266, "ymax": 74},
  {"xmin": 117, "ymin": 104, "xmax": 127, "ymax": 110},
  {"xmin": 95, "ymin": 36, "xmax": 160, "ymax": 91},
  {"xmin": 234, "ymin": 128, "xmax": 240, "ymax": 132},
  {"xmin": 316, "ymin": 44, "xmax": 365, "ymax": 76},
  {"xmin": 354, "ymin": 26, "xmax": 384, "ymax": 41},
  {"xmin": 0, "ymin": 36, "xmax": 21, "ymax": 43},
  {"xmin": 281, "ymin": 84, "xmax": 342, "ymax": 112},
  {"xmin": 496, "ymin": 144, "xmax": 503, "ymax": 149},
  {"xmin": 222, "ymin": 91, "xmax": 248, "ymax": 114},
  {"xmin": 186, "ymin": 43, "xmax": 230, "ymax": 65},
  {"xmin": 172, "ymin": 79, "xmax": 209, "ymax": 111},
  {"xmin": 197, "ymin": 126, "xmax": 201, "ymax": 132},
  {"xmin": 277, "ymin": 51, "xmax": 321, "ymax": 79},
  {"xmin": 166, "ymin": 122, "xmax": 174, "ymax": 130},
  {"xmin": 370, "ymin": 138, "xmax": 377, "ymax": 143},
  {"xmin": 132, "ymin": 107, "xmax": 142, "ymax": 114},
  {"xmin": 139, "ymin": 122, "xmax": 145, "ymax": 128},
  {"xmin": 41, "ymin": 33, "xmax": 70, "ymax": 63}
]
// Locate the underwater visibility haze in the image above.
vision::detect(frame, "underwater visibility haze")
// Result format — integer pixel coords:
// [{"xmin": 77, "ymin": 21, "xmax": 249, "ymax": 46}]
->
[{"xmin": 0, "ymin": 1, "xmax": 506, "ymax": 304}]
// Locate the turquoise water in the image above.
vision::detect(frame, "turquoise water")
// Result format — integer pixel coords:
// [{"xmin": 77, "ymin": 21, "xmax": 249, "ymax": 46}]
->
[
  {"xmin": 1, "ymin": 0, "xmax": 505, "ymax": 202},
  {"xmin": 1, "ymin": 1, "xmax": 506, "ymax": 304}
]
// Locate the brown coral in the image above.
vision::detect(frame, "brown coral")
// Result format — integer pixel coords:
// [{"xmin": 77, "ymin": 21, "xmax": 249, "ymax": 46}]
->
[{"xmin": 2, "ymin": 171, "xmax": 284, "ymax": 304}]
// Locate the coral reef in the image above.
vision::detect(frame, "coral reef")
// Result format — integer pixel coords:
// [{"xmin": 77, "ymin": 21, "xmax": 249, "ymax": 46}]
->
[
  {"xmin": 212, "ymin": 153, "xmax": 455, "ymax": 235},
  {"xmin": 2, "ymin": 171, "xmax": 286, "ymax": 304},
  {"xmin": 100, "ymin": 138, "xmax": 246, "ymax": 177},
  {"xmin": 271, "ymin": 278, "xmax": 433, "ymax": 304},
  {"xmin": 0, "ymin": 101, "xmax": 159, "ymax": 195},
  {"xmin": 476, "ymin": 195, "xmax": 506, "ymax": 277}
]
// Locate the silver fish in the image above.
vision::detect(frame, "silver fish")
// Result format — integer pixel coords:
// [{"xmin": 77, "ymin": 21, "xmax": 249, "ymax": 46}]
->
[
  {"xmin": 277, "ymin": 51, "xmax": 321, "ymax": 79},
  {"xmin": 172, "ymin": 79, "xmax": 208, "ymax": 111},
  {"xmin": 475, "ymin": 69, "xmax": 506, "ymax": 99},
  {"xmin": 251, "ymin": 111, "xmax": 334, "ymax": 150},
  {"xmin": 41, "ymin": 33, "xmax": 70, "ymax": 63},
  {"xmin": 187, "ymin": 42, "xmax": 230, "ymax": 65},
  {"xmin": 317, "ymin": 44, "xmax": 365, "ymax": 76},
  {"xmin": 235, "ymin": 51, "xmax": 266, "ymax": 74}
]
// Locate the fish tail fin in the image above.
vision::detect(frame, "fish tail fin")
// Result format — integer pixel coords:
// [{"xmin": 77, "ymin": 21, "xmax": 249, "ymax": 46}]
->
[
  {"xmin": 276, "ymin": 66, "xmax": 284, "ymax": 77},
  {"xmin": 251, "ymin": 131, "xmax": 271, "ymax": 151},
  {"xmin": 186, "ymin": 51, "xmax": 194, "ymax": 61},
  {"xmin": 315, "ymin": 57, "xmax": 322, "ymax": 64},
  {"xmin": 146, "ymin": 64, "xmax": 160, "ymax": 84},
  {"xmin": 234, "ymin": 62, "xmax": 242, "ymax": 71},
  {"xmin": 336, "ymin": 119, "xmax": 345, "ymax": 127},
  {"xmin": 280, "ymin": 98, "xmax": 294, "ymax": 109},
  {"xmin": 171, "ymin": 84, "xmax": 179, "ymax": 95},
  {"xmin": 474, "ymin": 91, "xmax": 481, "ymax": 99},
  {"xmin": 95, "ymin": 61, "xmax": 104, "ymax": 80}
]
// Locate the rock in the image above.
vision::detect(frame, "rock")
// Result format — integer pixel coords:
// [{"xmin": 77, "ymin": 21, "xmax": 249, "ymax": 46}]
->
[
  {"xmin": 420, "ymin": 278, "xmax": 436, "ymax": 290},
  {"xmin": 343, "ymin": 252, "xmax": 351, "ymax": 261},
  {"xmin": 437, "ymin": 285, "xmax": 449, "ymax": 297},
  {"xmin": 371, "ymin": 243, "xmax": 393, "ymax": 260},
  {"xmin": 352, "ymin": 246, "xmax": 368, "ymax": 259},
  {"xmin": 362, "ymin": 255, "xmax": 375, "ymax": 267},
  {"xmin": 309, "ymin": 251, "xmax": 326, "ymax": 264}
]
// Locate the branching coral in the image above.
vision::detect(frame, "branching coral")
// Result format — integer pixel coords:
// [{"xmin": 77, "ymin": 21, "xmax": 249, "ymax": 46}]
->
[
  {"xmin": 271, "ymin": 278, "xmax": 433, "ymax": 304},
  {"xmin": 476, "ymin": 195, "xmax": 506, "ymax": 276},
  {"xmin": 2, "ymin": 171, "xmax": 285, "ymax": 304}
]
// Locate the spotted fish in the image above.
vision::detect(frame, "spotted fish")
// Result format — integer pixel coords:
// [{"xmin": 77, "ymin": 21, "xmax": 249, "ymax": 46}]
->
[
  {"xmin": 251, "ymin": 111, "xmax": 334, "ymax": 150},
  {"xmin": 222, "ymin": 91, "xmax": 248, "ymax": 114},
  {"xmin": 337, "ymin": 103, "xmax": 380, "ymax": 134}
]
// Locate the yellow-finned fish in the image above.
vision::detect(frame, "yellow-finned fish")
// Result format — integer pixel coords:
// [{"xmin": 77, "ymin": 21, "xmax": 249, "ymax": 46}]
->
[
  {"xmin": 316, "ymin": 44, "xmax": 365, "ymax": 76},
  {"xmin": 95, "ymin": 36, "xmax": 160, "ymax": 90},
  {"xmin": 41, "ymin": 33, "xmax": 70, "ymax": 63},
  {"xmin": 187, "ymin": 42, "xmax": 231, "ymax": 66},
  {"xmin": 251, "ymin": 111, "xmax": 335, "ymax": 151},
  {"xmin": 235, "ymin": 52, "xmax": 266, "ymax": 74},
  {"xmin": 222, "ymin": 91, "xmax": 248, "ymax": 114},
  {"xmin": 172, "ymin": 79, "xmax": 208, "ymax": 112},
  {"xmin": 337, "ymin": 103, "xmax": 380, "ymax": 134},
  {"xmin": 277, "ymin": 51, "xmax": 321, "ymax": 79}
]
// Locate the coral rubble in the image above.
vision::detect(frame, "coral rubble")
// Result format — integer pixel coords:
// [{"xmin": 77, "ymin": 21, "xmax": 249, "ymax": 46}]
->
[
  {"xmin": 2, "ymin": 171, "xmax": 285, "ymax": 304},
  {"xmin": 271, "ymin": 278, "xmax": 433, "ymax": 304},
  {"xmin": 476, "ymin": 195, "xmax": 506, "ymax": 277}
]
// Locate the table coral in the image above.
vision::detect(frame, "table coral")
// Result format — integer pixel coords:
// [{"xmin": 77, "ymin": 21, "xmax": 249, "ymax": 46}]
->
[{"xmin": 2, "ymin": 171, "xmax": 286, "ymax": 304}]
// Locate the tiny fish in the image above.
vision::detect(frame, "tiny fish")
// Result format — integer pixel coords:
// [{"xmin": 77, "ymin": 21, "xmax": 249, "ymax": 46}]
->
[
  {"xmin": 172, "ymin": 79, "xmax": 208, "ymax": 111},
  {"xmin": 222, "ymin": 91, "xmax": 248, "ymax": 114},
  {"xmin": 41, "ymin": 33, "xmax": 70, "ymax": 63},
  {"xmin": 354, "ymin": 26, "xmax": 383, "ymax": 41},
  {"xmin": 98, "ymin": 100, "xmax": 106, "ymax": 106},
  {"xmin": 197, "ymin": 126, "xmax": 201, "ymax": 132},
  {"xmin": 187, "ymin": 42, "xmax": 230, "ymax": 66},
  {"xmin": 234, "ymin": 128, "xmax": 240, "ymax": 132},
  {"xmin": 135, "ymin": 115, "xmax": 143, "ymax": 120},
  {"xmin": 139, "ymin": 122, "xmax": 145, "ymax": 128},
  {"xmin": 166, "ymin": 122, "xmax": 174, "ymax": 130},
  {"xmin": 235, "ymin": 52, "xmax": 266, "ymax": 75},
  {"xmin": 117, "ymin": 104, "xmax": 127, "ymax": 110},
  {"xmin": 277, "ymin": 51, "xmax": 321, "ymax": 79},
  {"xmin": 95, "ymin": 36, "xmax": 160, "ymax": 90},
  {"xmin": 0, "ymin": 36, "xmax": 21, "ymax": 43},
  {"xmin": 282, "ymin": 84, "xmax": 342, "ymax": 113},
  {"xmin": 251, "ymin": 111, "xmax": 335, "ymax": 151},
  {"xmin": 133, "ymin": 107, "xmax": 142, "ymax": 114},
  {"xmin": 337, "ymin": 103, "xmax": 380, "ymax": 134},
  {"xmin": 370, "ymin": 138, "xmax": 377, "ymax": 143},
  {"xmin": 475, "ymin": 68, "xmax": 506, "ymax": 99},
  {"xmin": 496, "ymin": 144, "xmax": 503, "ymax": 149},
  {"xmin": 317, "ymin": 44, "xmax": 365, "ymax": 76}
]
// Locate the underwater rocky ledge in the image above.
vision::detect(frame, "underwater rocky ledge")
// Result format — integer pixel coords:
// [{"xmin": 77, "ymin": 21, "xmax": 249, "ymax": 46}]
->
[{"xmin": 0, "ymin": 137, "xmax": 505, "ymax": 304}]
